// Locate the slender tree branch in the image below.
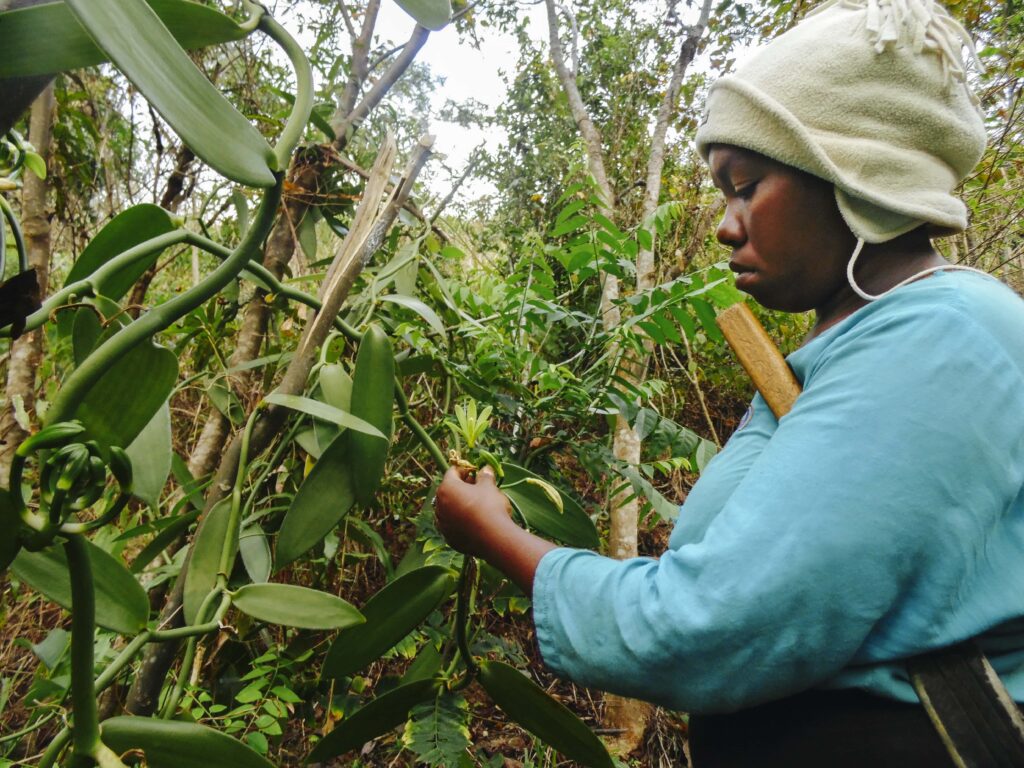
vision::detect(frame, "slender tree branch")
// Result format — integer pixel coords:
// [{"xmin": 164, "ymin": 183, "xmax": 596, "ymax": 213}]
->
[
  {"xmin": 331, "ymin": 25, "xmax": 431, "ymax": 149},
  {"xmin": 637, "ymin": 0, "xmax": 713, "ymax": 292},
  {"xmin": 430, "ymin": 148, "xmax": 484, "ymax": 225},
  {"xmin": 336, "ymin": 0, "xmax": 381, "ymax": 120}
]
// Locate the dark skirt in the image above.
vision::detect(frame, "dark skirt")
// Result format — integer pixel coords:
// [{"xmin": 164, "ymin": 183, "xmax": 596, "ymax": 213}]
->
[{"xmin": 688, "ymin": 689, "xmax": 954, "ymax": 767}]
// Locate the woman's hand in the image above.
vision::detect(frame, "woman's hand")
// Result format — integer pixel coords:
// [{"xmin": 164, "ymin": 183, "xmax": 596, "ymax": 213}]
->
[
  {"xmin": 434, "ymin": 465, "xmax": 512, "ymax": 557},
  {"xmin": 434, "ymin": 465, "xmax": 557, "ymax": 596}
]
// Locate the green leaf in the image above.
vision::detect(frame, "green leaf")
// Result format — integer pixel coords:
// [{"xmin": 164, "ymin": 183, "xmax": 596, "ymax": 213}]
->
[
  {"xmin": 612, "ymin": 465, "xmax": 679, "ymax": 523},
  {"xmin": 298, "ymin": 210, "xmax": 318, "ymax": 263},
  {"xmin": 478, "ymin": 660, "xmax": 613, "ymax": 768},
  {"xmin": 275, "ymin": 433, "xmax": 356, "ymax": 567},
  {"xmin": 70, "ymin": 307, "xmax": 103, "ymax": 367},
  {"xmin": 348, "ymin": 325, "xmax": 395, "ymax": 507},
  {"xmin": 380, "ymin": 294, "xmax": 447, "ymax": 337},
  {"xmin": 76, "ymin": 338, "xmax": 178, "ymax": 449},
  {"xmin": 322, "ymin": 566, "xmax": 454, "ymax": 680},
  {"xmin": 392, "ymin": 0, "xmax": 451, "ymax": 30},
  {"xmin": 305, "ymin": 679, "xmax": 439, "ymax": 764},
  {"xmin": 230, "ymin": 583, "xmax": 364, "ymax": 630},
  {"xmin": 637, "ymin": 228, "xmax": 654, "ymax": 252},
  {"xmin": 30, "ymin": 628, "xmax": 69, "ymax": 670},
  {"xmin": 691, "ymin": 298, "xmax": 723, "ymax": 343},
  {"xmin": 0, "ymin": 0, "xmax": 250, "ymax": 78},
  {"xmin": 239, "ymin": 523, "xmax": 272, "ymax": 583},
  {"xmin": 0, "ymin": 491, "xmax": 22, "ymax": 573},
  {"xmin": 171, "ymin": 454, "xmax": 207, "ymax": 511},
  {"xmin": 402, "ymin": 643, "xmax": 443, "ymax": 684},
  {"xmin": 669, "ymin": 305, "xmax": 697, "ymax": 342},
  {"xmin": 101, "ymin": 717, "xmax": 275, "ymax": 768},
  {"xmin": 502, "ymin": 464, "xmax": 598, "ymax": 549},
  {"xmin": 376, "ymin": 239, "xmax": 421, "ymax": 296},
  {"xmin": 12, "ymin": 539, "xmax": 148, "ymax": 634},
  {"xmin": 130, "ymin": 508, "xmax": 200, "ymax": 574},
  {"xmin": 232, "ymin": 189, "xmax": 251, "ymax": 238},
  {"xmin": 22, "ymin": 151, "xmax": 45, "ymax": 180},
  {"xmin": 264, "ymin": 394, "xmax": 385, "ymax": 439},
  {"xmin": 694, "ymin": 439, "xmax": 718, "ymax": 473},
  {"xmin": 550, "ymin": 215, "xmax": 588, "ymax": 238},
  {"xmin": 65, "ymin": 0, "xmax": 276, "ymax": 187},
  {"xmin": 555, "ymin": 199, "xmax": 587, "ymax": 226},
  {"xmin": 183, "ymin": 498, "xmax": 233, "ymax": 625},
  {"xmin": 246, "ymin": 731, "xmax": 269, "ymax": 756},
  {"xmin": 593, "ymin": 212, "xmax": 625, "ymax": 240},
  {"xmin": 125, "ymin": 400, "xmax": 172, "ymax": 509}
]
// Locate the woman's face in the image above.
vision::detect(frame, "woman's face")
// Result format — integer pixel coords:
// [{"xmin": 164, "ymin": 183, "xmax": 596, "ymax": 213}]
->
[{"xmin": 708, "ymin": 145, "xmax": 857, "ymax": 314}]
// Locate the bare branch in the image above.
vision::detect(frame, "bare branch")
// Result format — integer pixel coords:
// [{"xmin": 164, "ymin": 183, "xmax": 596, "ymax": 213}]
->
[
  {"xmin": 544, "ymin": 0, "xmax": 617, "ymax": 326},
  {"xmin": 328, "ymin": 150, "xmax": 446, "ymax": 240},
  {"xmin": 368, "ymin": 42, "xmax": 409, "ymax": 73},
  {"xmin": 637, "ymin": 0, "xmax": 714, "ymax": 291},
  {"xmin": 556, "ymin": 1, "xmax": 581, "ymax": 76},
  {"xmin": 337, "ymin": 0, "xmax": 358, "ymax": 40},
  {"xmin": 452, "ymin": 0, "xmax": 482, "ymax": 22},
  {"xmin": 336, "ymin": 0, "xmax": 382, "ymax": 121},
  {"xmin": 332, "ymin": 24, "xmax": 431, "ymax": 149},
  {"xmin": 429, "ymin": 147, "xmax": 484, "ymax": 224}
]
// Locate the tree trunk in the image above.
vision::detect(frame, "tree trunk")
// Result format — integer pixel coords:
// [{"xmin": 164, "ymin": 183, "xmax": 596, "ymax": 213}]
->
[
  {"xmin": 0, "ymin": 84, "xmax": 55, "ymax": 485},
  {"xmin": 544, "ymin": 0, "xmax": 713, "ymax": 750}
]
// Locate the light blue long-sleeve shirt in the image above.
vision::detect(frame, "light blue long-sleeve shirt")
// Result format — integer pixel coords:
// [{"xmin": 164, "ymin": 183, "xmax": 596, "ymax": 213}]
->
[{"xmin": 533, "ymin": 271, "xmax": 1024, "ymax": 714}]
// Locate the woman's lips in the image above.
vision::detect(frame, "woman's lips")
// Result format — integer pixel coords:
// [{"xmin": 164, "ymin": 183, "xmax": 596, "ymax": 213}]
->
[{"xmin": 729, "ymin": 260, "xmax": 756, "ymax": 289}]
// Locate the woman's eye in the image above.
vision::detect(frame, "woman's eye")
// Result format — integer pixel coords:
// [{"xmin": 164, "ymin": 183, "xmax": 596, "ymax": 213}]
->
[{"xmin": 734, "ymin": 181, "xmax": 758, "ymax": 199}]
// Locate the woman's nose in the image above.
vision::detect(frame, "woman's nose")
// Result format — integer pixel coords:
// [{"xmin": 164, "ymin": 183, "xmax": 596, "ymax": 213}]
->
[{"xmin": 716, "ymin": 202, "xmax": 745, "ymax": 248}]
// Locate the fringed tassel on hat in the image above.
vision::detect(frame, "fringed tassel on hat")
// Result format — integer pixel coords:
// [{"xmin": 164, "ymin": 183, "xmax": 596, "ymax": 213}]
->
[{"xmin": 808, "ymin": 0, "xmax": 982, "ymax": 101}]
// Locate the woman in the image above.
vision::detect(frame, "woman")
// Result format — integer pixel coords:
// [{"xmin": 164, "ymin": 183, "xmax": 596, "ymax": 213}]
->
[{"xmin": 435, "ymin": 1, "xmax": 1024, "ymax": 764}]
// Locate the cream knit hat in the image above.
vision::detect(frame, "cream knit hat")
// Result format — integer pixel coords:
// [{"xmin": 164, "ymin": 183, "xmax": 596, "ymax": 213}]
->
[{"xmin": 695, "ymin": 0, "xmax": 987, "ymax": 243}]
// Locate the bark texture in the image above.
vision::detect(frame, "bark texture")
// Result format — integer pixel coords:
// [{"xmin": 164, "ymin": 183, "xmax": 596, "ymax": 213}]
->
[{"xmin": 0, "ymin": 84, "xmax": 55, "ymax": 485}]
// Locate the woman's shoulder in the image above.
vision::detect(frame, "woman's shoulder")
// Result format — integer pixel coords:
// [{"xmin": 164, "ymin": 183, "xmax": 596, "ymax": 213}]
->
[
  {"xmin": 797, "ymin": 270, "xmax": 1024, "ymax": 381},
  {"xmin": 848, "ymin": 270, "xmax": 1022, "ymax": 342}
]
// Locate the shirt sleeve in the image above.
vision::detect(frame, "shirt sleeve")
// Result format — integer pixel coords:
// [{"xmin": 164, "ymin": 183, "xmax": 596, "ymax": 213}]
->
[{"xmin": 531, "ymin": 297, "xmax": 1024, "ymax": 714}]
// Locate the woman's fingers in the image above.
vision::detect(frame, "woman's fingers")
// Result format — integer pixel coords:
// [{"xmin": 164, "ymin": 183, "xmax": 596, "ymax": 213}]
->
[{"xmin": 476, "ymin": 466, "xmax": 497, "ymax": 487}]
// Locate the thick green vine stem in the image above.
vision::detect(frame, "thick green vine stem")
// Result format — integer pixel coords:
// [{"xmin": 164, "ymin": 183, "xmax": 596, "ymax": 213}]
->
[
  {"xmin": 44, "ymin": 179, "xmax": 283, "ymax": 427},
  {"xmin": 38, "ymin": 728, "xmax": 72, "ymax": 768},
  {"xmin": 160, "ymin": 592, "xmax": 231, "ymax": 719},
  {"xmin": 448, "ymin": 556, "xmax": 479, "ymax": 692},
  {"xmin": 457, "ymin": 558, "xmax": 475, "ymax": 662},
  {"xmin": 162, "ymin": 406, "xmax": 261, "ymax": 719},
  {"xmin": 258, "ymin": 12, "xmax": 313, "ymax": 169},
  {"xmin": 396, "ymin": 384, "xmax": 449, "ymax": 470},
  {"xmin": 224, "ymin": 404, "xmax": 262, "ymax": 577},
  {"xmin": 63, "ymin": 534, "xmax": 100, "ymax": 766},
  {"xmin": 0, "ymin": 194, "xmax": 26, "ymax": 272},
  {"xmin": 15, "ymin": 229, "xmax": 190, "ymax": 336}
]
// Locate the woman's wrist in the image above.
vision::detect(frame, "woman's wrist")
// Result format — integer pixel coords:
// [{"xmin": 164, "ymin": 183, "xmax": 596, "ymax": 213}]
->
[{"xmin": 477, "ymin": 517, "xmax": 556, "ymax": 597}]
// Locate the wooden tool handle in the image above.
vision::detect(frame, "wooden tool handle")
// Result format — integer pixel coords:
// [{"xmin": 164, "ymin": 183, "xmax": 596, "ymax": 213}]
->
[{"xmin": 715, "ymin": 303, "xmax": 802, "ymax": 419}]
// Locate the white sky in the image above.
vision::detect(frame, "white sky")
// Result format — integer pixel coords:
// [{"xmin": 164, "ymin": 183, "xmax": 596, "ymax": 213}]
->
[
  {"xmin": 370, "ymin": 1, "xmax": 551, "ymax": 203},
  {"xmin": 281, "ymin": 1, "xmax": 726, "ymax": 206}
]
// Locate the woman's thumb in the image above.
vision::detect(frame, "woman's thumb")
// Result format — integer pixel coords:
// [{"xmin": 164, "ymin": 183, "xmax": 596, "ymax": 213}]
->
[{"xmin": 476, "ymin": 465, "xmax": 498, "ymax": 487}]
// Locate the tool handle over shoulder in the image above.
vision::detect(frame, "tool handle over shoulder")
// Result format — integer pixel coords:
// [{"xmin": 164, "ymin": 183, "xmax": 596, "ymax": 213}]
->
[{"xmin": 715, "ymin": 303, "xmax": 802, "ymax": 418}]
